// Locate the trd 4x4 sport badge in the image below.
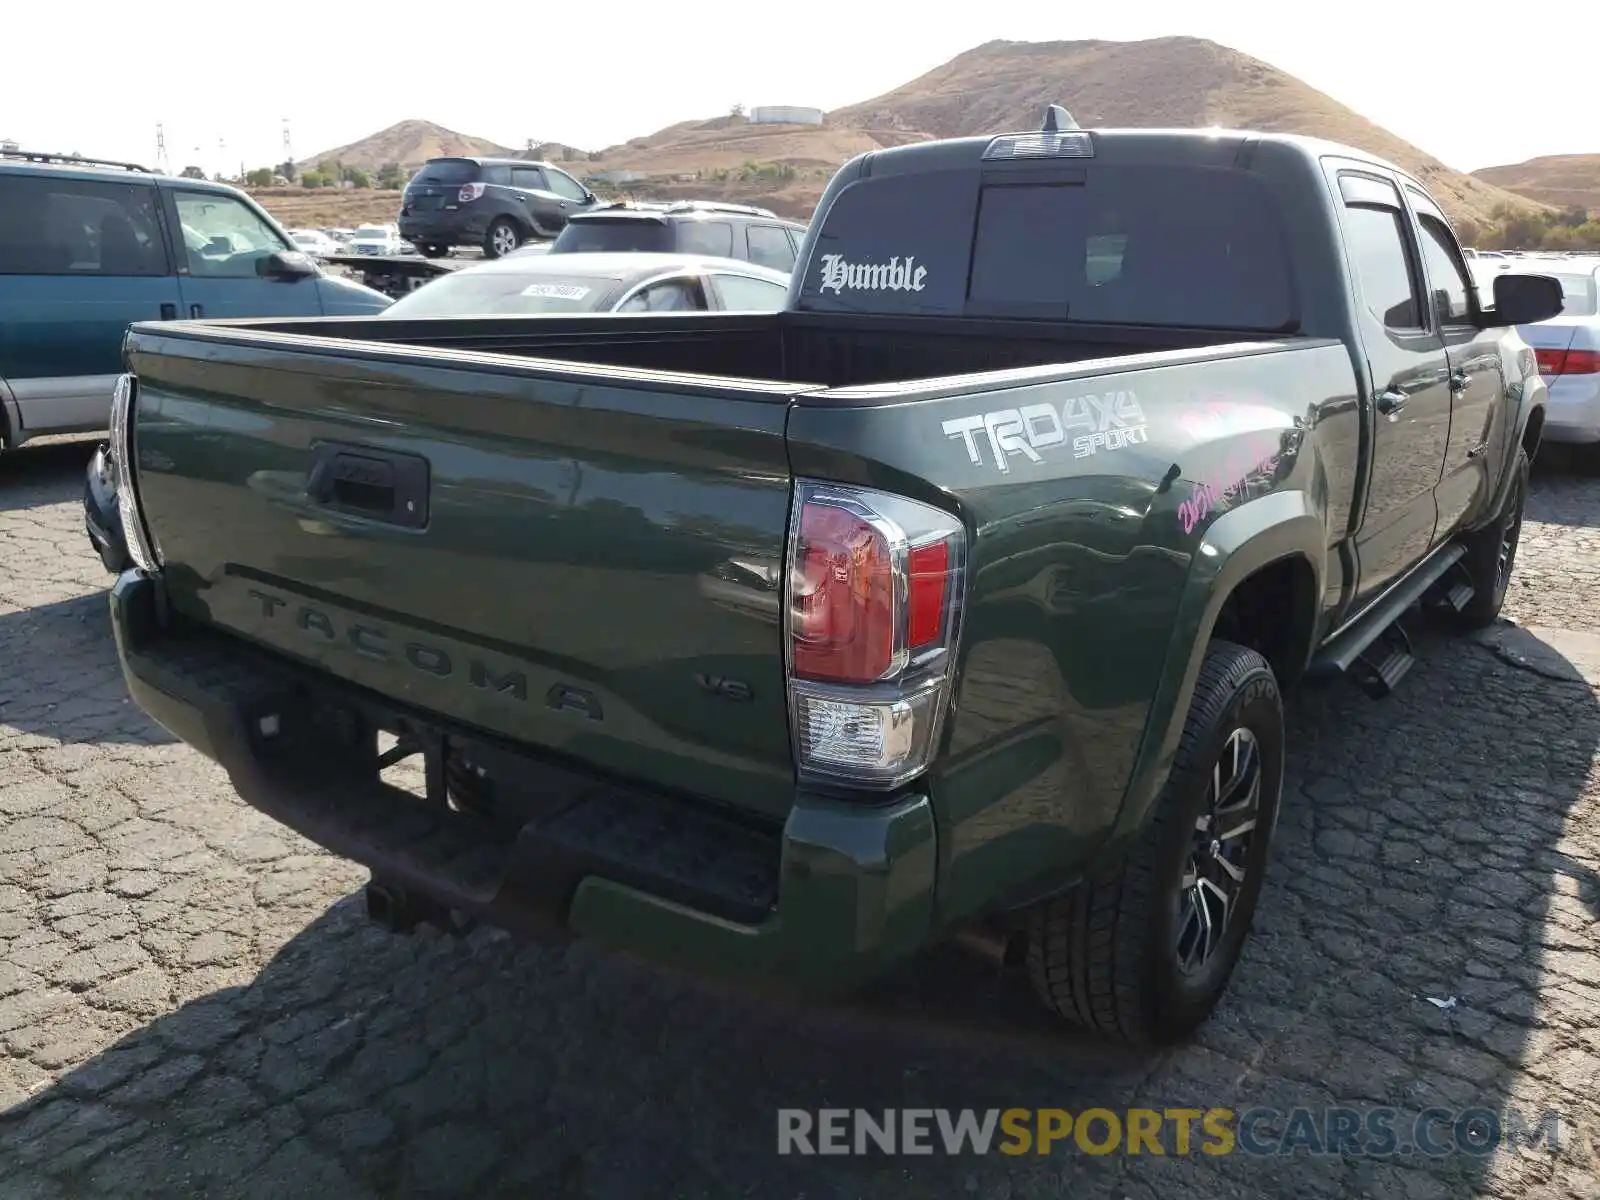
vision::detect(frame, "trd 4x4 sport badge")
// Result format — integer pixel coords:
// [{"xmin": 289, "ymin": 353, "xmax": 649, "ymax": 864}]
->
[{"xmin": 942, "ymin": 391, "xmax": 1148, "ymax": 474}]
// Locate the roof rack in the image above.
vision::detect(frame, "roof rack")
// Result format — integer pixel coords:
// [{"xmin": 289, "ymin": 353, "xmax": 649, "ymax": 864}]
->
[{"xmin": 0, "ymin": 147, "xmax": 154, "ymax": 173}]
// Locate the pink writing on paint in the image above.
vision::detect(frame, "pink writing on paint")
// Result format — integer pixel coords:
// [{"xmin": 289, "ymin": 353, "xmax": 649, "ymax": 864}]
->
[{"xmin": 1179, "ymin": 449, "xmax": 1282, "ymax": 535}]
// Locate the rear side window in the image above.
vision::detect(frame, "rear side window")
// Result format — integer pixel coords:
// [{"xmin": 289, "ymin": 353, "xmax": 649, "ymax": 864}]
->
[
  {"xmin": 676, "ymin": 220, "xmax": 733, "ymax": 257},
  {"xmin": 482, "ymin": 165, "xmax": 512, "ymax": 186},
  {"xmin": 1341, "ymin": 205, "xmax": 1423, "ymax": 330},
  {"xmin": 1548, "ymin": 273, "xmax": 1598, "ymax": 318},
  {"xmin": 511, "ymin": 167, "xmax": 545, "ymax": 190},
  {"xmin": 966, "ymin": 168, "xmax": 1294, "ymax": 329},
  {"xmin": 415, "ymin": 159, "xmax": 480, "ymax": 184},
  {"xmin": 745, "ymin": 224, "xmax": 796, "ymax": 271},
  {"xmin": 0, "ymin": 174, "xmax": 168, "ymax": 277}
]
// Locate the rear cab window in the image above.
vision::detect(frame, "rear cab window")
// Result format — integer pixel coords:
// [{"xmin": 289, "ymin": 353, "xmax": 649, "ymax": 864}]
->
[
  {"xmin": 0, "ymin": 172, "xmax": 170, "ymax": 277},
  {"xmin": 795, "ymin": 152, "xmax": 1297, "ymax": 331}
]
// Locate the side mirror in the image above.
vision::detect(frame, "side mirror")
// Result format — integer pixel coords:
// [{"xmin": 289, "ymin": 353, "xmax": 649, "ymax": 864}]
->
[
  {"xmin": 1485, "ymin": 273, "xmax": 1564, "ymax": 326},
  {"xmin": 206, "ymin": 236, "xmax": 232, "ymax": 255},
  {"xmin": 258, "ymin": 250, "xmax": 319, "ymax": 281}
]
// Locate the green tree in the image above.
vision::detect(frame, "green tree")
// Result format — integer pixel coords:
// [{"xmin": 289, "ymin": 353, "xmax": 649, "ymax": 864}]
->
[
  {"xmin": 376, "ymin": 161, "xmax": 405, "ymax": 189},
  {"xmin": 245, "ymin": 167, "xmax": 275, "ymax": 188},
  {"xmin": 341, "ymin": 165, "xmax": 371, "ymax": 188},
  {"xmin": 180, "ymin": 165, "xmax": 206, "ymax": 180},
  {"xmin": 301, "ymin": 171, "xmax": 328, "ymax": 189},
  {"xmin": 277, "ymin": 160, "xmax": 297, "ymax": 182}
]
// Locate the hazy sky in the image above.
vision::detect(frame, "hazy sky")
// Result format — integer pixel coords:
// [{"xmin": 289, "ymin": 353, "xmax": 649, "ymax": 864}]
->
[{"xmin": 7, "ymin": 2, "xmax": 1595, "ymax": 178}]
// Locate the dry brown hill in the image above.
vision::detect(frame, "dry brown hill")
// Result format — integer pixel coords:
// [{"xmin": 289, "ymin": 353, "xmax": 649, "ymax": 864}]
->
[
  {"xmin": 1471, "ymin": 154, "xmax": 1600, "ymax": 213},
  {"xmin": 270, "ymin": 38, "xmax": 1554, "ymax": 229},
  {"xmin": 587, "ymin": 37, "xmax": 1543, "ymax": 228},
  {"xmin": 298, "ymin": 119, "xmax": 516, "ymax": 172}
]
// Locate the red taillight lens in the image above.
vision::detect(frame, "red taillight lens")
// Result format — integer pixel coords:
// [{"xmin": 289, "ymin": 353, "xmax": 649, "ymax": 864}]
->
[
  {"xmin": 1535, "ymin": 348, "xmax": 1569, "ymax": 376},
  {"xmin": 1560, "ymin": 349, "xmax": 1600, "ymax": 375},
  {"xmin": 458, "ymin": 182, "xmax": 486, "ymax": 202},
  {"xmin": 785, "ymin": 481, "xmax": 965, "ymax": 789},
  {"xmin": 907, "ymin": 541, "xmax": 950, "ymax": 648},
  {"xmin": 792, "ymin": 503, "xmax": 894, "ymax": 683}
]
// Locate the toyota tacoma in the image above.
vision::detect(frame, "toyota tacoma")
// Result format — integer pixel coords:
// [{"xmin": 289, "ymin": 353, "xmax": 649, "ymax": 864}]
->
[{"xmin": 104, "ymin": 108, "xmax": 1561, "ymax": 1045}]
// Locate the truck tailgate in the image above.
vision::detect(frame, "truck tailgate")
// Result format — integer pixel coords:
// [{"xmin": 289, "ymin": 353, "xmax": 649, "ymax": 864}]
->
[{"xmin": 126, "ymin": 330, "xmax": 812, "ymax": 821}]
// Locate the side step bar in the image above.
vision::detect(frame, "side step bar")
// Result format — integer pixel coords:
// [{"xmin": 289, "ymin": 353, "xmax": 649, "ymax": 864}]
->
[{"xmin": 1308, "ymin": 543, "xmax": 1469, "ymax": 697}]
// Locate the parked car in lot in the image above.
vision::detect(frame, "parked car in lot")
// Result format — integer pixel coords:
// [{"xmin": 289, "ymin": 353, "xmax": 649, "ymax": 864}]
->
[
  {"xmin": 1512, "ymin": 259, "xmax": 1600, "ymax": 460},
  {"xmin": 286, "ymin": 228, "xmax": 342, "ymax": 257},
  {"xmin": 379, "ymin": 252, "xmax": 791, "ymax": 318},
  {"xmin": 104, "ymin": 110, "xmax": 1561, "ymax": 1046},
  {"xmin": 0, "ymin": 147, "xmax": 390, "ymax": 467},
  {"xmin": 346, "ymin": 224, "xmax": 405, "ymax": 256},
  {"xmin": 399, "ymin": 156, "xmax": 602, "ymax": 259},
  {"xmin": 544, "ymin": 201, "xmax": 808, "ymax": 272}
]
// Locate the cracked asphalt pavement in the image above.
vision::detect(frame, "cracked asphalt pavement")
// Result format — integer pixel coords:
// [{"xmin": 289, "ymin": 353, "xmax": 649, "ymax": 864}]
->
[{"xmin": 2, "ymin": 440, "xmax": 1599, "ymax": 1199}]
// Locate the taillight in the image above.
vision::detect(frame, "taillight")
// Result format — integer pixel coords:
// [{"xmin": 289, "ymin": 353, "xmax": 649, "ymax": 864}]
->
[
  {"xmin": 1535, "ymin": 347, "xmax": 1600, "ymax": 376},
  {"xmin": 1535, "ymin": 348, "xmax": 1568, "ymax": 376},
  {"xmin": 109, "ymin": 373, "xmax": 162, "ymax": 574},
  {"xmin": 458, "ymin": 182, "xmax": 486, "ymax": 202},
  {"xmin": 785, "ymin": 481, "xmax": 965, "ymax": 789}
]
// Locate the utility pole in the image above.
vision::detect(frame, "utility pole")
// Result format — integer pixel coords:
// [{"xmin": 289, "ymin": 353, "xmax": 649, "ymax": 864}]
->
[
  {"xmin": 282, "ymin": 118, "xmax": 293, "ymax": 169},
  {"xmin": 154, "ymin": 123, "xmax": 168, "ymax": 173}
]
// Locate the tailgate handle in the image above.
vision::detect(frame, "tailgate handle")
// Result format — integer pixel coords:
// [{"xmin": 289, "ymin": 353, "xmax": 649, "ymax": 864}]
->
[{"xmin": 305, "ymin": 443, "xmax": 430, "ymax": 529}]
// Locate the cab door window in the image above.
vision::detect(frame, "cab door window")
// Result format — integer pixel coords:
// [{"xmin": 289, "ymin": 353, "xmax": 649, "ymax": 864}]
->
[
  {"xmin": 617, "ymin": 278, "xmax": 707, "ymax": 311},
  {"xmin": 172, "ymin": 191, "xmax": 290, "ymax": 278}
]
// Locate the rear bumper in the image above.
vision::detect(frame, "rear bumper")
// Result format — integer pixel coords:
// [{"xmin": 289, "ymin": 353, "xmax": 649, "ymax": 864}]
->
[
  {"xmin": 1541, "ymin": 373, "xmax": 1600, "ymax": 444},
  {"xmin": 111, "ymin": 570, "xmax": 938, "ymax": 994},
  {"xmin": 399, "ymin": 213, "xmax": 490, "ymax": 244}
]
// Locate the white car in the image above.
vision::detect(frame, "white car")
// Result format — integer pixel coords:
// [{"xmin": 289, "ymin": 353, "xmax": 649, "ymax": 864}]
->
[
  {"xmin": 346, "ymin": 225, "xmax": 404, "ymax": 256},
  {"xmin": 287, "ymin": 229, "xmax": 342, "ymax": 257},
  {"xmin": 1511, "ymin": 259, "xmax": 1600, "ymax": 455}
]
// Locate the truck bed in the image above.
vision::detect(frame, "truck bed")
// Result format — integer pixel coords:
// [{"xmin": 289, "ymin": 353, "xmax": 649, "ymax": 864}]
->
[{"xmin": 218, "ymin": 309, "xmax": 1260, "ymax": 390}]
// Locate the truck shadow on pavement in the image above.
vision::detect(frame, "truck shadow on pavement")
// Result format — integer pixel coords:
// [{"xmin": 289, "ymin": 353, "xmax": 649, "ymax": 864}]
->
[
  {"xmin": 0, "ymin": 593, "xmax": 177, "ymax": 748},
  {"xmin": 1, "ymin": 622, "xmax": 1597, "ymax": 1199},
  {"xmin": 0, "ymin": 439, "xmax": 99, "ymax": 514}
]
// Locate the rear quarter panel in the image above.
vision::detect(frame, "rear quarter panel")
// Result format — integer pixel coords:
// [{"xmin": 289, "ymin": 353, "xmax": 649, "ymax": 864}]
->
[{"xmin": 786, "ymin": 339, "xmax": 1360, "ymax": 926}]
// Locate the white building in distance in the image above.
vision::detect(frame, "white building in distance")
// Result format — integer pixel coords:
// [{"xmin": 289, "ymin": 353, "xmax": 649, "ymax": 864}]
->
[{"xmin": 749, "ymin": 106, "xmax": 823, "ymax": 126}]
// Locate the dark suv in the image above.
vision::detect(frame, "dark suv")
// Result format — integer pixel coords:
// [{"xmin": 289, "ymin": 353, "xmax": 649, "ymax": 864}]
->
[
  {"xmin": 546, "ymin": 202, "xmax": 808, "ymax": 272},
  {"xmin": 399, "ymin": 157, "xmax": 601, "ymax": 259}
]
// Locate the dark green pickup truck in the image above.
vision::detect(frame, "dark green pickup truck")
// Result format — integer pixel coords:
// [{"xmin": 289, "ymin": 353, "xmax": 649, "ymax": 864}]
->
[{"xmin": 107, "ymin": 109, "xmax": 1563, "ymax": 1046}]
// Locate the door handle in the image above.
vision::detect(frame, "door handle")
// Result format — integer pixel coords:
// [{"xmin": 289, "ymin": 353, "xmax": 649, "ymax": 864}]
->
[
  {"xmin": 189, "ymin": 303, "xmax": 204, "ymax": 319},
  {"xmin": 159, "ymin": 303, "xmax": 177, "ymax": 320},
  {"xmin": 1467, "ymin": 440, "xmax": 1489, "ymax": 459},
  {"xmin": 1376, "ymin": 388, "xmax": 1409, "ymax": 418},
  {"xmin": 1449, "ymin": 370, "xmax": 1471, "ymax": 393}
]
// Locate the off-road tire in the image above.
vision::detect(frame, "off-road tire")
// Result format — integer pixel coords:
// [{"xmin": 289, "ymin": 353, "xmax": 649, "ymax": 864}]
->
[
  {"xmin": 1026, "ymin": 640, "xmax": 1284, "ymax": 1046},
  {"xmin": 1450, "ymin": 447, "xmax": 1528, "ymax": 631},
  {"xmin": 483, "ymin": 219, "xmax": 522, "ymax": 259}
]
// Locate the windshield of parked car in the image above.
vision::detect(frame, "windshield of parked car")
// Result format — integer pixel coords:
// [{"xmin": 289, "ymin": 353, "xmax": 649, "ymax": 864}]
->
[
  {"xmin": 381, "ymin": 271, "xmax": 621, "ymax": 317},
  {"xmin": 354, "ymin": 227, "xmax": 387, "ymax": 240},
  {"xmin": 551, "ymin": 219, "xmax": 672, "ymax": 254}
]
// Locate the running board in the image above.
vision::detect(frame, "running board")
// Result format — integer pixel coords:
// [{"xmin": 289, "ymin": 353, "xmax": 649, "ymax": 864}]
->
[{"xmin": 1309, "ymin": 543, "xmax": 1467, "ymax": 685}]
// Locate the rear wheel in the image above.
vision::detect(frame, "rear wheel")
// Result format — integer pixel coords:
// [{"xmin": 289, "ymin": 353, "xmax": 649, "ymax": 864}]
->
[
  {"xmin": 1026, "ymin": 640, "xmax": 1283, "ymax": 1046},
  {"xmin": 483, "ymin": 219, "xmax": 522, "ymax": 259},
  {"xmin": 1450, "ymin": 447, "xmax": 1528, "ymax": 631}
]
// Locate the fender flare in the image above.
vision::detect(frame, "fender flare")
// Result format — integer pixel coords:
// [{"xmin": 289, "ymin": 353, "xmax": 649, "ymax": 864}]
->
[
  {"xmin": 1100, "ymin": 489, "xmax": 1326, "ymax": 857},
  {"xmin": 1483, "ymin": 377, "xmax": 1545, "ymax": 524}
]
